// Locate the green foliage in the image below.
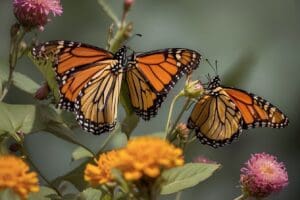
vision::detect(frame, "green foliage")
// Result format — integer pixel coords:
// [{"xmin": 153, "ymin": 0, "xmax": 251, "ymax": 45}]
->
[
  {"xmin": 0, "ymin": 102, "xmax": 41, "ymax": 136},
  {"xmin": 160, "ymin": 163, "xmax": 220, "ymax": 195},
  {"xmin": 72, "ymin": 146, "xmax": 94, "ymax": 161},
  {"xmin": 28, "ymin": 186, "xmax": 57, "ymax": 200},
  {"xmin": 0, "ymin": 61, "xmax": 40, "ymax": 95},
  {"xmin": 28, "ymin": 53, "xmax": 59, "ymax": 102},
  {"xmin": 0, "ymin": 136, "xmax": 10, "ymax": 155},
  {"xmin": 0, "ymin": 189, "xmax": 21, "ymax": 200},
  {"xmin": 80, "ymin": 188, "xmax": 102, "ymax": 200}
]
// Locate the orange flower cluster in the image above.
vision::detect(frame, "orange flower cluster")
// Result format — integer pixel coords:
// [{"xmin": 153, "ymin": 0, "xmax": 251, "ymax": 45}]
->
[
  {"xmin": 84, "ymin": 136, "xmax": 184, "ymax": 185},
  {"xmin": 0, "ymin": 155, "xmax": 39, "ymax": 200}
]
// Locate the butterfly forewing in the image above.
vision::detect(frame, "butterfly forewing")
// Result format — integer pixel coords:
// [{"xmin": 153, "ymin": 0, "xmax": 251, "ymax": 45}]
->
[
  {"xmin": 224, "ymin": 88, "xmax": 289, "ymax": 129},
  {"xmin": 32, "ymin": 41, "xmax": 115, "ymax": 111}
]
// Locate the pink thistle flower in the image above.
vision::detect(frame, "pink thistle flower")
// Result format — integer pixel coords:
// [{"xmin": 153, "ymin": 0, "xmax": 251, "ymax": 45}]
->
[
  {"xmin": 240, "ymin": 153, "xmax": 288, "ymax": 198},
  {"xmin": 13, "ymin": 0, "xmax": 63, "ymax": 31}
]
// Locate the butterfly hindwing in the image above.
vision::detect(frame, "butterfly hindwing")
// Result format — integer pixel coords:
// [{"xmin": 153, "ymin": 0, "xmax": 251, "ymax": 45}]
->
[
  {"xmin": 127, "ymin": 48, "xmax": 201, "ymax": 120},
  {"xmin": 75, "ymin": 64, "xmax": 123, "ymax": 134},
  {"xmin": 188, "ymin": 87, "xmax": 243, "ymax": 147},
  {"xmin": 74, "ymin": 47, "xmax": 126, "ymax": 134}
]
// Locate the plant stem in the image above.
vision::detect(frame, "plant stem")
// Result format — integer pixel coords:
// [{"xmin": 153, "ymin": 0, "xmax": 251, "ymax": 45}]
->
[
  {"xmin": 97, "ymin": 0, "xmax": 121, "ymax": 27},
  {"xmin": 0, "ymin": 26, "xmax": 26, "ymax": 101},
  {"xmin": 169, "ymin": 98, "xmax": 191, "ymax": 134},
  {"xmin": 175, "ymin": 191, "xmax": 182, "ymax": 200},
  {"xmin": 165, "ymin": 93, "xmax": 183, "ymax": 135},
  {"xmin": 233, "ymin": 194, "xmax": 249, "ymax": 200},
  {"xmin": 97, "ymin": 127, "xmax": 119, "ymax": 154}
]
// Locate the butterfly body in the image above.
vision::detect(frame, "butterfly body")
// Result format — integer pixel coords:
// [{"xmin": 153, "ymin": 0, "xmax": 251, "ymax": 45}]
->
[
  {"xmin": 187, "ymin": 75, "xmax": 289, "ymax": 148},
  {"xmin": 32, "ymin": 40, "xmax": 201, "ymax": 134}
]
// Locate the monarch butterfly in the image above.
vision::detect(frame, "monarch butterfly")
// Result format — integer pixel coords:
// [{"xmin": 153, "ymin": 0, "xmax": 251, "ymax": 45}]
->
[
  {"xmin": 187, "ymin": 75, "xmax": 289, "ymax": 148},
  {"xmin": 32, "ymin": 40, "xmax": 201, "ymax": 134}
]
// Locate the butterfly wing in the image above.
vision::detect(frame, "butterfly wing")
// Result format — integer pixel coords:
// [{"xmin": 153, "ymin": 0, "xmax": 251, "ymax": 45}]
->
[
  {"xmin": 187, "ymin": 84, "xmax": 289, "ymax": 148},
  {"xmin": 75, "ymin": 63, "xmax": 123, "ymax": 134},
  {"xmin": 32, "ymin": 40, "xmax": 114, "ymax": 111},
  {"xmin": 126, "ymin": 48, "xmax": 201, "ymax": 120},
  {"xmin": 224, "ymin": 88, "xmax": 289, "ymax": 129},
  {"xmin": 187, "ymin": 88, "xmax": 243, "ymax": 147},
  {"xmin": 32, "ymin": 41, "xmax": 126, "ymax": 134}
]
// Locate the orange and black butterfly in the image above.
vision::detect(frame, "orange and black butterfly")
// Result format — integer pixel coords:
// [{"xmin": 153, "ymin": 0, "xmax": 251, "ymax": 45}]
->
[
  {"xmin": 32, "ymin": 40, "xmax": 201, "ymax": 134},
  {"xmin": 187, "ymin": 75, "xmax": 289, "ymax": 148}
]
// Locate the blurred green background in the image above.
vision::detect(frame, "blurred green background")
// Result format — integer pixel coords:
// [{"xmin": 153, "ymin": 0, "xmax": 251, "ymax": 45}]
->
[{"xmin": 1, "ymin": 0, "xmax": 299, "ymax": 199}]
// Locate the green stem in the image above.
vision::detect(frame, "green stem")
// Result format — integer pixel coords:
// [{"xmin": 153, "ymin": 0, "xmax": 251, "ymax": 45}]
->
[
  {"xmin": 169, "ymin": 98, "xmax": 191, "ymax": 134},
  {"xmin": 165, "ymin": 93, "xmax": 183, "ymax": 135},
  {"xmin": 22, "ymin": 146, "xmax": 62, "ymax": 197},
  {"xmin": 97, "ymin": 0, "xmax": 121, "ymax": 27},
  {"xmin": 0, "ymin": 26, "xmax": 26, "ymax": 101},
  {"xmin": 97, "ymin": 128, "xmax": 118, "ymax": 154},
  {"xmin": 233, "ymin": 194, "xmax": 249, "ymax": 200},
  {"xmin": 175, "ymin": 191, "xmax": 182, "ymax": 200}
]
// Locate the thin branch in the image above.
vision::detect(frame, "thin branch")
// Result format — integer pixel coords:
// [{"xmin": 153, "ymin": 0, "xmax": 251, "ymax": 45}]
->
[{"xmin": 97, "ymin": 0, "xmax": 121, "ymax": 27}]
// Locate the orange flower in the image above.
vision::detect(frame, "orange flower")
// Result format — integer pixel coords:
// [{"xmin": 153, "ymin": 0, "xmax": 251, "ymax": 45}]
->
[
  {"xmin": 84, "ymin": 136, "xmax": 184, "ymax": 185},
  {"xmin": 115, "ymin": 136, "xmax": 184, "ymax": 181},
  {"xmin": 84, "ymin": 150, "xmax": 119, "ymax": 185},
  {"xmin": 0, "ymin": 155, "xmax": 39, "ymax": 200}
]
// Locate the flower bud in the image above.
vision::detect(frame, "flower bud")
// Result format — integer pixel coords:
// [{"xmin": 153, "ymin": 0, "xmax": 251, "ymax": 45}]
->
[
  {"xmin": 183, "ymin": 80, "xmax": 204, "ymax": 98},
  {"xmin": 124, "ymin": 0, "xmax": 135, "ymax": 13},
  {"xmin": 175, "ymin": 123, "xmax": 189, "ymax": 140},
  {"xmin": 34, "ymin": 83, "xmax": 50, "ymax": 100}
]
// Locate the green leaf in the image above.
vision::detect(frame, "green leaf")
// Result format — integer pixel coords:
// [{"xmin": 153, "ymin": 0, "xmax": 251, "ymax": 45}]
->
[
  {"xmin": 0, "ymin": 102, "xmax": 41, "ymax": 135},
  {"xmin": 80, "ymin": 188, "xmax": 102, "ymax": 200},
  {"xmin": 0, "ymin": 102, "xmax": 87, "ymax": 149},
  {"xmin": 0, "ymin": 62, "xmax": 40, "ymax": 95},
  {"xmin": 28, "ymin": 186, "xmax": 57, "ymax": 200},
  {"xmin": 72, "ymin": 146, "xmax": 93, "ymax": 161},
  {"xmin": 0, "ymin": 136, "xmax": 10, "ymax": 155},
  {"xmin": 13, "ymin": 72, "xmax": 40, "ymax": 94},
  {"xmin": 121, "ymin": 113, "xmax": 139, "ymax": 138},
  {"xmin": 28, "ymin": 53, "xmax": 59, "ymax": 102},
  {"xmin": 51, "ymin": 161, "xmax": 88, "ymax": 191},
  {"xmin": 160, "ymin": 163, "xmax": 220, "ymax": 195},
  {"xmin": 0, "ymin": 189, "xmax": 21, "ymax": 200}
]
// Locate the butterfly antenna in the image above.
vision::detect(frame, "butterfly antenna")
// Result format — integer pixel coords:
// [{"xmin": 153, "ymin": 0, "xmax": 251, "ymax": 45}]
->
[
  {"xmin": 215, "ymin": 60, "xmax": 219, "ymax": 75},
  {"xmin": 205, "ymin": 59, "xmax": 218, "ymax": 76},
  {"xmin": 124, "ymin": 33, "xmax": 143, "ymax": 46}
]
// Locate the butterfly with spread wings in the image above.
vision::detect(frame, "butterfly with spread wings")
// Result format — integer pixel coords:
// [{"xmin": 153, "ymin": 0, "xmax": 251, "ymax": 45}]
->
[
  {"xmin": 32, "ymin": 40, "xmax": 201, "ymax": 134},
  {"xmin": 187, "ymin": 75, "xmax": 289, "ymax": 148}
]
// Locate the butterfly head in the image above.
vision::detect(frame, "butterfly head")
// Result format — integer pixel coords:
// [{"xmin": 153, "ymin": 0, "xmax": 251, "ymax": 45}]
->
[{"xmin": 208, "ymin": 75, "xmax": 221, "ymax": 90}]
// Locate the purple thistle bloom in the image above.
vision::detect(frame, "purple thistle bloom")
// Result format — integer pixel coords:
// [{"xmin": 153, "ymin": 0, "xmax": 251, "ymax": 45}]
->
[
  {"xmin": 13, "ymin": 0, "xmax": 63, "ymax": 31},
  {"xmin": 240, "ymin": 153, "xmax": 288, "ymax": 198}
]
